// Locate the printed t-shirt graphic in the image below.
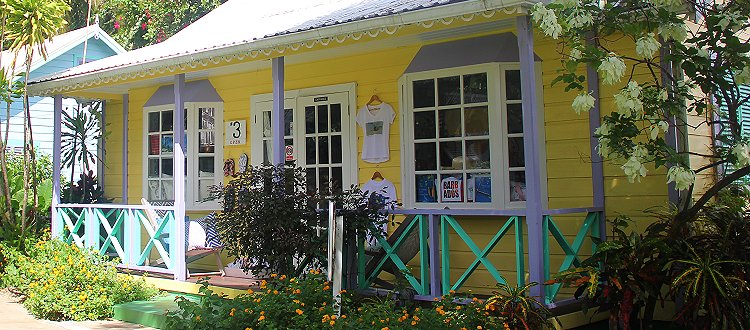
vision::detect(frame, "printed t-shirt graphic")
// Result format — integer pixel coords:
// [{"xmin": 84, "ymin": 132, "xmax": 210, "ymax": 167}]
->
[{"xmin": 356, "ymin": 103, "xmax": 396, "ymax": 163}]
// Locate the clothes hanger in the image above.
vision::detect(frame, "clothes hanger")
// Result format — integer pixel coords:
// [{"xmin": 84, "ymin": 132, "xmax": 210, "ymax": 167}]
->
[
  {"xmin": 371, "ymin": 170, "xmax": 384, "ymax": 181},
  {"xmin": 367, "ymin": 94, "xmax": 382, "ymax": 106}
]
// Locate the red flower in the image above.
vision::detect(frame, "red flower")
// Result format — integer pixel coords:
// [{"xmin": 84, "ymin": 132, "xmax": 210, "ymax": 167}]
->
[
  {"xmin": 141, "ymin": 22, "xmax": 147, "ymax": 30},
  {"xmin": 114, "ymin": 21, "xmax": 120, "ymax": 29}
]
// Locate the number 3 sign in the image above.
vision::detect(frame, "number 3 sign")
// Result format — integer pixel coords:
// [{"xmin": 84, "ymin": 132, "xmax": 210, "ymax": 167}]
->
[{"xmin": 225, "ymin": 120, "xmax": 246, "ymax": 145}]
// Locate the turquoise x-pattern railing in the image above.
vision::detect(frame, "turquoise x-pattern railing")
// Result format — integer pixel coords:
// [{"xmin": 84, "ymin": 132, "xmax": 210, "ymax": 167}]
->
[
  {"xmin": 55, "ymin": 203, "xmax": 180, "ymax": 276},
  {"xmin": 352, "ymin": 208, "xmax": 603, "ymax": 305},
  {"xmin": 542, "ymin": 211, "xmax": 602, "ymax": 304}
]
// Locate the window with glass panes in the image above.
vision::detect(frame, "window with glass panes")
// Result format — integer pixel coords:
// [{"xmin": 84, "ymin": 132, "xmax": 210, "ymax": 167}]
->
[
  {"xmin": 405, "ymin": 65, "xmax": 526, "ymax": 208},
  {"xmin": 144, "ymin": 103, "xmax": 223, "ymax": 209}
]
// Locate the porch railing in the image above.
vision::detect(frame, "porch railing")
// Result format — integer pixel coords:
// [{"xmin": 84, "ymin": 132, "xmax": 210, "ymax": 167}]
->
[
  {"xmin": 53, "ymin": 203, "xmax": 185, "ymax": 278},
  {"xmin": 346, "ymin": 207, "xmax": 604, "ymax": 305}
]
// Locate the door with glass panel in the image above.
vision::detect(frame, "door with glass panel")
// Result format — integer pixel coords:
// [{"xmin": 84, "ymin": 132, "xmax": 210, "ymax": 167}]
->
[
  {"xmin": 252, "ymin": 99, "xmax": 296, "ymax": 166},
  {"xmin": 296, "ymin": 93, "xmax": 351, "ymax": 193}
]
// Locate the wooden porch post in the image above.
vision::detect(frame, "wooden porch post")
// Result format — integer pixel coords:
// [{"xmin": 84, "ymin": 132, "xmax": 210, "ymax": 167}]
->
[
  {"xmin": 122, "ymin": 94, "xmax": 129, "ymax": 203},
  {"xmin": 516, "ymin": 16, "xmax": 546, "ymax": 301},
  {"xmin": 586, "ymin": 49, "xmax": 607, "ymax": 241},
  {"xmin": 272, "ymin": 56, "xmax": 285, "ymax": 165},
  {"xmin": 51, "ymin": 94, "xmax": 63, "ymax": 238},
  {"xmin": 173, "ymin": 74, "xmax": 187, "ymax": 281}
]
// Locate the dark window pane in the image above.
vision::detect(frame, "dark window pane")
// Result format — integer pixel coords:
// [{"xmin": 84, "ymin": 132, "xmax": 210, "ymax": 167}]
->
[
  {"xmin": 331, "ymin": 135, "xmax": 342, "ymax": 164},
  {"xmin": 465, "ymin": 106, "xmax": 489, "ymax": 136},
  {"xmin": 306, "ymin": 137, "xmax": 316, "ymax": 165},
  {"xmin": 148, "ymin": 112, "xmax": 160, "ymax": 132},
  {"xmin": 305, "ymin": 106, "xmax": 315, "ymax": 134},
  {"xmin": 509, "ymin": 171, "xmax": 526, "ymax": 201},
  {"xmin": 161, "ymin": 158, "xmax": 173, "ymax": 177},
  {"xmin": 468, "ymin": 173, "xmax": 492, "ymax": 203},
  {"xmin": 438, "ymin": 76, "xmax": 461, "ymax": 106},
  {"xmin": 463, "ymin": 73, "xmax": 488, "ymax": 103},
  {"xmin": 439, "ymin": 141, "xmax": 463, "ymax": 170},
  {"xmin": 198, "ymin": 157, "xmax": 214, "ymax": 177},
  {"xmin": 414, "ymin": 142, "xmax": 436, "ymax": 171},
  {"xmin": 440, "ymin": 174, "xmax": 464, "ymax": 203},
  {"xmin": 318, "ymin": 168, "xmax": 329, "ymax": 191},
  {"xmin": 415, "ymin": 174, "xmax": 438, "ymax": 202},
  {"xmin": 162, "ymin": 111, "xmax": 174, "ymax": 132},
  {"xmin": 438, "ymin": 108, "xmax": 461, "ymax": 138},
  {"xmin": 466, "ymin": 139, "xmax": 490, "ymax": 169},
  {"xmin": 330, "ymin": 104, "xmax": 341, "ymax": 132},
  {"xmin": 306, "ymin": 169, "xmax": 316, "ymax": 193},
  {"xmin": 507, "ymin": 104, "xmax": 524, "ymax": 134},
  {"xmin": 184, "ymin": 109, "xmax": 188, "ymax": 130},
  {"xmin": 413, "ymin": 111, "xmax": 435, "ymax": 139},
  {"xmin": 284, "ymin": 108, "xmax": 294, "ymax": 137},
  {"xmin": 506, "ymin": 70, "xmax": 522, "ymax": 100},
  {"xmin": 318, "ymin": 136, "xmax": 329, "ymax": 164},
  {"xmin": 317, "ymin": 105, "xmax": 328, "ymax": 133},
  {"xmin": 508, "ymin": 137, "xmax": 525, "ymax": 167},
  {"xmin": 331, "ymin": 167, "xmax": 343, "ymax": 192},
  {"xmin": 412, "ymin": 79, "xmax": 435, "ymax": 108},
  {"xmin": 148, "ymin": 159, "xmax": 159, "ymax": 178}
]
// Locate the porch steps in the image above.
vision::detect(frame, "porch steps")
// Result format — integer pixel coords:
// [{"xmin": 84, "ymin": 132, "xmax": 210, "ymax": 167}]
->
[{"xmin": 113, "ymin": 292, "xmax": 200, "ymax": 329}]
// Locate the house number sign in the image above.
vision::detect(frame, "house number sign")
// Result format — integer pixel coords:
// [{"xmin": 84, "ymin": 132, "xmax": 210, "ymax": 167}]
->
[{"xmin": 225, "ymin": 120, "xmax": 247, "ymax": 145}]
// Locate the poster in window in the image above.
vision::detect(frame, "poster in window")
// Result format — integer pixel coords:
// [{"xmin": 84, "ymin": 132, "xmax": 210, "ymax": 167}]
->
[
  {"xmin": 440, "ymin": 176, "xmax": 463, "ymax": 202},
  {"xmin": 415, "ymin": 174, "xmax": 437, "ymax": 203}
]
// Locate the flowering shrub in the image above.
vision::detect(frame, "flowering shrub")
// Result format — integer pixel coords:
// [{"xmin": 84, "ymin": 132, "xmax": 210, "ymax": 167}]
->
[
  {"xmin": 1, "ymin": 239, "xmax": 159, "ymax": 321},
  {"xmin": 165, "ymin": 271, "xmax": 547, "ymax": 329}
]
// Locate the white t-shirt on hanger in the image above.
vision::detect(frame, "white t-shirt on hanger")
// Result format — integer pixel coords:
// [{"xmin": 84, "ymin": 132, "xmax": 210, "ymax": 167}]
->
[
  {"xmin": 356, "ymin": 103, "xmax": 396, "ymax": 163},
  {"xmin": 361, "ymin": 178, "xmax": 397, "ymax": 205}
]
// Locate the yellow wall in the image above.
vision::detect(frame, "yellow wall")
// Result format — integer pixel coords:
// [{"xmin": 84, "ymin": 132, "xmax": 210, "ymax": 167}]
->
[{"xmin": 99, "ymin": 17, "xmax": 683, "ymax": 296}]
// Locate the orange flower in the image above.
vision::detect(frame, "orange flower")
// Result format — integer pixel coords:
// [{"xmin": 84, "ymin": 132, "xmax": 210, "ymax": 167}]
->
[
  {"xmin": 195, "ymin": 315, "xmax": 201, "ymax": 321},
  {"xmin": 296, "ymin": 309, "xmax": 304, "ymax": 315},
  {"xmin": 329, "ymin": 321, "xmax": 335, "ymax": 326},
  {"xmin": 258, "ymin": 315, "xmax": 265, "ymax": 321}
]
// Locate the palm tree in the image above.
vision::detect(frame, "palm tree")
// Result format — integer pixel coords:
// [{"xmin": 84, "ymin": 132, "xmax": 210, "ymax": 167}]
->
[{"xmin": 5, "ymin": 0, "xmax": 70, "ymax": 248}]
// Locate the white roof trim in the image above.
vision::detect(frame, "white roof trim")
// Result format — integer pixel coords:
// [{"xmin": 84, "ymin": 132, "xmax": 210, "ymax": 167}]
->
[{"xmin": 29, "ymin": 0, "xmax": 534, "ymax": 95}]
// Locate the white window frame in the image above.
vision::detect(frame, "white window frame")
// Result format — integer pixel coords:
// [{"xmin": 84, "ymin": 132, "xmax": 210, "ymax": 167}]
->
[
  {"xmin": 142, "ymin": 102, "xmax": 224, "ymax": 211},
  {"xmin": 399, "ymin": 63, "xmax": 546, "ymax": 210},
  {"xmin": 249, "ymin": 83, "xmax": 358, "ymax": 189}
]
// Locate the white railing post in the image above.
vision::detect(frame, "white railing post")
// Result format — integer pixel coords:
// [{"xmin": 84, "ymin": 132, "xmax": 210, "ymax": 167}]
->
[
  {"xmin": 173, "ymin": 74, "xmax": 187, "ymax": 281},
  {"xmin": 125, "ymin": 208, "xmax": 141, "ymax": 266},
  {"xmin": 85, "ymin": 207, "xmax": 99, "ymax": 250},
  {"xmin": 51, "ymin": 95, "xmax": 63, "ymax": 238}
]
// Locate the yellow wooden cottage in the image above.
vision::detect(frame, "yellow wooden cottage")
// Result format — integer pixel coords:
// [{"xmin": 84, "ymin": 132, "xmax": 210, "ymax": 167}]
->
[{"xmin": 28, "ymin": 0, "xmax": 712, "ymax": 313}]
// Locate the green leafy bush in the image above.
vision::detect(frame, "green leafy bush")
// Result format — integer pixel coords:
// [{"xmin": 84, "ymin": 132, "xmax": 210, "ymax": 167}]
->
[
  {"xmin": 216, "ymin": 164, "xmax": 325, "ymax": 275},
  {"xmin": 165, "ymin": 271, "xmax": 546, "ymax": 329},
  {"xmin": 1, "ymin": 238, "xmax": 158, "ymax": 321},
  {"xmin": 0, "ymin": 152, "xmax": 54, "ymax": 245}
]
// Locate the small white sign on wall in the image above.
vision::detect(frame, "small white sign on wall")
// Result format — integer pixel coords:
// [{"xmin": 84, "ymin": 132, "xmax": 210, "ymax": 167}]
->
[{"xmin": 225, "ymin": 120, "xmax": 247, "ymax": 145}]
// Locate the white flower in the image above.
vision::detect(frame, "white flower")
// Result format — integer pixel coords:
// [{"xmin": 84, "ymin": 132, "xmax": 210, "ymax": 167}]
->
[
  {"xmin": 632, "ymin": 145, "xmax": 649, "ymax": 159},
  {"xmin": 622, "ymin": 156, "xmax": 648, "ymax": 183},
  {"xmin": 595, "ymin": 122, "xmax": 610, "ymax": 136},
  {"xmin": 635, "ymin": 33, "xmax": 661, "ymax": 59},
  {"xmin": 598, "ymin": 137, "xmax": 611, "ymax": 158},
  {"xmin": 569, "ymin": 10, "xmax": 593, "ymax": 29},
  {"xmin": 531, "ymin": 3, "xmax": 563, "ymax": 39},
  {"xmin": 667, "ymin": 166, "xmax": 695, "ymax": 191},
  {"xmin": 658, "ymin": 23, "xmax": 687, "ymax": 43},
  {"xmin": 598, "ymin": 54, "xmax": 626, "ymax": 85},
  {"xmin": 572, "ymin": 92, "xmax": 596, "ymax": 114},
  {"xmin": 569, "ymin": 48, "xmax": 583, "ymax": 61},
  {"xmin": 649, "ymin": 120, "xmax": 669, "ymax": 140},
  {"xmin": 734, "ymin": 66, "xmax": 750, "ymax": 85},
  {"xmin": 613, "ymin": 82, "xmax": 644, "ymax": 118},
  {"xmin": 733, "ymin": 143, "xmax": 750, "ymax": 167}
]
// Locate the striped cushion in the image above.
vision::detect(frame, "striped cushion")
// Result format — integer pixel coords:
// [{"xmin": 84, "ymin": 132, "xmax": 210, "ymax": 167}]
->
[{"xmin": 192, "ymin": 213, "xmax": 222, "ymax": 248}]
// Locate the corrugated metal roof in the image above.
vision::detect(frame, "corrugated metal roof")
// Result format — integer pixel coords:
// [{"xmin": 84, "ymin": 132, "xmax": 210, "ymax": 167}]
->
[{"xmin": 31, "ymin": 0, "xmax": 475, "ymax": 84}]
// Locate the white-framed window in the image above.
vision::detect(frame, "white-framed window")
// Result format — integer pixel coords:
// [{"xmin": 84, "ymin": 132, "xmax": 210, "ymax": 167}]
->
[
  {"xmin": 401, "ymin": 63, "xmax": 535, "ymax": 209},
  {"xmin": 143, "ymin": 102, "xmax": 224, "ymax": 210}
]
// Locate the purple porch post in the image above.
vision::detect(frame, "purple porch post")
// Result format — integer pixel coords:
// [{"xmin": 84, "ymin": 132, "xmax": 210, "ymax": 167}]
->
[
  {"xmin": 516, "ymin": 15, "xmax": 546, "ymax": 300},
  {"xmin": 173, "ymin": 74, "xmax": 187, "ymax": 281},
  {"xmin": 51, "ymin": 95, "xmax": 63, "ymax": 238},
  {"xmin": 586, "ymin": 50, "xmax": 607, "ymax": 241},
  {"xmin": 271, "ymin": 56, "xmax": 285, "ymax": 165}
]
